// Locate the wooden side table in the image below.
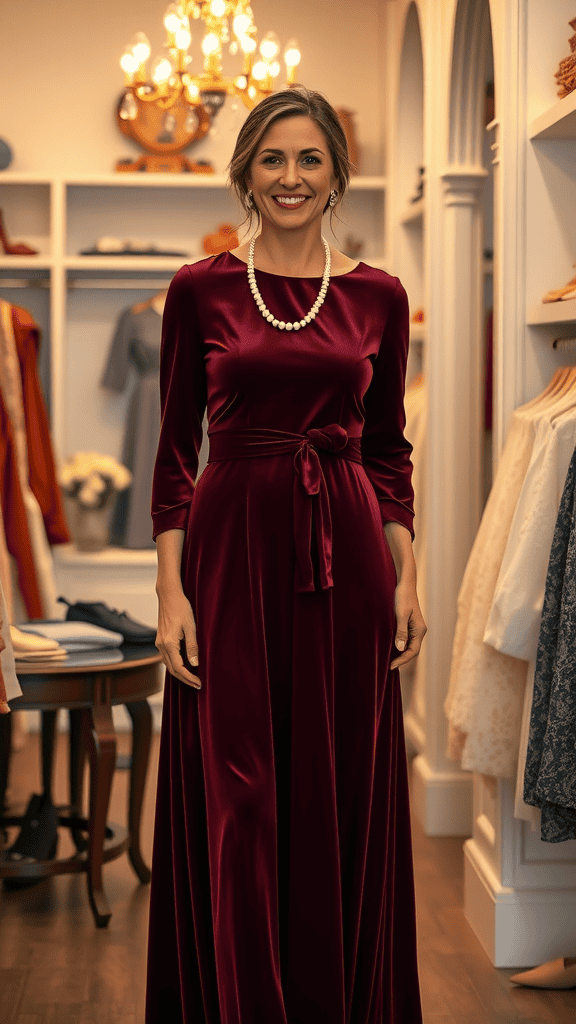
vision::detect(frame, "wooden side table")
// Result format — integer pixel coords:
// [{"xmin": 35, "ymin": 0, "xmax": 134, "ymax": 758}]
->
[{"xmin": 0, "ymin": 645, "xmax": 163, "ymax": 927}]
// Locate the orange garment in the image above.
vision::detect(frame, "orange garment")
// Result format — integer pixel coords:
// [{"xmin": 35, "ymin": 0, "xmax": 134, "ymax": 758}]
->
[
  {"xmin": 11, "ymin": 305, "xmax": 71, "ymax": 545},
  {"xmin": 0, "ymin": 390, "xmax": 44, "ymax": 618}
]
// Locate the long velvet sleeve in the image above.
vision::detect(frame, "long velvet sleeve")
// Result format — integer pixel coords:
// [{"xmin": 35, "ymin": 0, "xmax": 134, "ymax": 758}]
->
[
  {"xmin": 151, "ymin": 266, "xmax": 207, "ymax": 541},
  {"xmin": 361, "ymin": 276, "xmax": 415, "ymax": 540}
]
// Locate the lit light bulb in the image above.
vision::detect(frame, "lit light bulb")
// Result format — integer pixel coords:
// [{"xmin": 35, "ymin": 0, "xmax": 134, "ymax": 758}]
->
[
  {"xmin": 233, "ymin": 13, "xmax": 251, "ymax": 37},
  {"xmin": 283, "ymin": 38, "xmax": 301, "ymax": 67},
  {"xmin": 201, "ymin": 32, "xmax": 220, "ymax": 56},
  {"xmin": 229, "ymin": 40, "xmax": 239, "ymax": 55},
  {"xmin": 269, "ymin": 61, "xmax": 280, "ymax": 78},
  {"xmin": 175, "ymin": 25, "xmax": 192, "ymax": 49},
  {"xmin": 210, "ymin": 0, "xmax": 227, "ymax": 16},
  {"xmin": 131, "ymin": 33, "xmax": 151, "ymax": 64},
  {"xmin": 164, "ymin": 4, "xmax": 181, "ymax": 34},
  {"xmin": 260, "ymin": 31, "xmax": 280, "ymax": 60},
  {"xmin": 184, "ymin": 79, "xmax": 200, "ymax": 102},
  {"xmin": 251, "ymin": 60, "xmax": 267, "ymax": 81},
  {"xmin": 151, "ymin": 56, "xmax": 173, "ymax": 84},
  {"xmin": 239, "ymin": 34, "xmax": 256, "ymax": 54},
  {"xmin": 234, "ymin": 74, "xmax": 247, "ymax": 89},
  {"xmin": 120, "ymin": 50, "xmax": 138, "ymax": 75},
  {"xmin": 247, "ymin": 84, "xmax": 256, "ymax": 100},
  {"xmin": 119, "ymin": 91, "xmax": 139, "ymax": 120}
]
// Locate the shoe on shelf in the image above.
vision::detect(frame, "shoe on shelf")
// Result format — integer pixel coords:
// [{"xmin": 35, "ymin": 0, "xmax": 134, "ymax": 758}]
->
[
  {"xmin": 2, "ymin": 792, "xmax": 59, "ymax": 890},
  {"xmin": 0, "ymin": 208, "xmax": 38, "ymax": 256},
  {"xmin": 542, "ymin": 265, "xmax": 576, "ymax": 303},
  {"xmin": 57, "ymin": 596, "xmax": 157, "ymax": 644},
  {"xmin": 509, "ymin": 957, "xmax": 576, "ymax": 989}
]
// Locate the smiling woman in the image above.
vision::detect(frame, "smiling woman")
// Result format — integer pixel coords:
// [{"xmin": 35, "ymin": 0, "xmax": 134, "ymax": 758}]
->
[{"xmin": 145, "ymin": 85, "xmax": 426, "ymax": 1024}]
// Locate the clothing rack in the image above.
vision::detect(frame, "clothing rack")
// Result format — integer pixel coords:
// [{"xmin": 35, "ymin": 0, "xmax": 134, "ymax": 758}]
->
[{"xmin": 0, "ymin": 278, "xmax": 174, "ymax": 290}]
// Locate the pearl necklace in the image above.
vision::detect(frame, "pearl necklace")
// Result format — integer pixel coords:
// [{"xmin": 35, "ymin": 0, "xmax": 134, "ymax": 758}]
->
[{"xmin": 247, "ymin": 236, "xmax": 331, "ymax": 331}]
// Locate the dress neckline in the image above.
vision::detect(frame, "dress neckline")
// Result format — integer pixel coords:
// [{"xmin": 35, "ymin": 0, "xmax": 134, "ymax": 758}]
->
[{"xmin": 225, "ymin": 249, "xmax": 363, "ymax": 280}]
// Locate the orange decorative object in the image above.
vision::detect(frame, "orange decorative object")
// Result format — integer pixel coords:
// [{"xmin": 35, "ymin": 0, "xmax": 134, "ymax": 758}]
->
[
  {"xmin": 202, "ymin": 224, "xmax": 239, "ymax": 256},
  {"xmin": 411, "ymin": 308, "xmax": 425, "ymax": 324}
]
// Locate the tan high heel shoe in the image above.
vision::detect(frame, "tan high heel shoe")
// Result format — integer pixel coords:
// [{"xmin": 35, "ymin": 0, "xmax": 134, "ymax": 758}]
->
[
  {"xmin": 0, "ymin": 208, "xmax": 38, "ymax": 255},
  {"xmin": 509, "ymin": 956, "xmax": 576, "ymax": 989},
  {"xmin": 542, "ymin": 264, "xmax": 576, "ymax": 303}
]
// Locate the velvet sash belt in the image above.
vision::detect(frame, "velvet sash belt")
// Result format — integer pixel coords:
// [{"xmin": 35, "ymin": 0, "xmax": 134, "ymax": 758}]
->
[{"xmin": 207, "ymin": 424, "xmax": 362, "ymax": 593}]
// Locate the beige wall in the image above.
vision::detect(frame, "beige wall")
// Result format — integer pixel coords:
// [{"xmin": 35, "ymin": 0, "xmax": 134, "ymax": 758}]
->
[{"xmin": 0, "ymin": 0, "xmax": 386, "ymax": 175}]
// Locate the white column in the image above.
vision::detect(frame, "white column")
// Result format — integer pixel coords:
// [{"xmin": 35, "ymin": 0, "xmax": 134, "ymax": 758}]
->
[{"xmin": 410, "ymin": 167, "xmax": 487, "ymax": 837}]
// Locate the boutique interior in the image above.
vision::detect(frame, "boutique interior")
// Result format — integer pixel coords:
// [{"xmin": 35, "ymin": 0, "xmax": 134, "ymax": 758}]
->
[{"xmin": 1, "ymin": 0, "xmax": 576, "ymax": 1020}]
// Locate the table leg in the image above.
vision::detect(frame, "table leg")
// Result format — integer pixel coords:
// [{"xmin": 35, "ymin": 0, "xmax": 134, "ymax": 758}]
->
[
  {"xmin": 84, "ymin": 674, "xmax": 116, "ymax": 927},
  {"xmin": 41, "ymin": 709, "xmax": 58, "ymax": 801},
  {"xmin": 0, "ymin": 713, "xmax": 12, "ymax": 825},
  {"xmin": 124, "ymin": 700, "xmax": 152, "ymax": 883},
  {"xmin": 68, "ymin": 708, "xmax": 87, "ymax": 852}
]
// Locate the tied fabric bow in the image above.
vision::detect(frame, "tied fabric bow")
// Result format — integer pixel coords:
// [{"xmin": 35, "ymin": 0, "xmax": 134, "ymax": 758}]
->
[{"xmin": 293, "ymin": 424, "xmax": 349, "ymax": 592}]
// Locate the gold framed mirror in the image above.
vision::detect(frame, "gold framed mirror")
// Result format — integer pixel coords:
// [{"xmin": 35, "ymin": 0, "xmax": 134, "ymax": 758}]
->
[{"xmin": 116, "ymin": 92, "xmax": 214, "ymax": 172}]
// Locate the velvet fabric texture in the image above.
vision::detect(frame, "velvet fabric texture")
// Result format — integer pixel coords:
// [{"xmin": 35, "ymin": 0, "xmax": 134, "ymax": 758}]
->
[{"xmin": 146, "ymin": 251, "xmax": 423, "ymax": 1024}]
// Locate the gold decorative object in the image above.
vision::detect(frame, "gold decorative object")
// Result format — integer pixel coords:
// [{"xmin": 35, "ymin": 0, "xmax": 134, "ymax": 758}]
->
[
  {"xmin": 554, "ymin": 17, "xmax": 576, "ymax": 98},
  {"xmin": 202, "ymin": 223, "xmax": 239, "ymax": 254},
  {"xmin": 117, "ymin": 2, "xmax": 302, "ymax": 172}
]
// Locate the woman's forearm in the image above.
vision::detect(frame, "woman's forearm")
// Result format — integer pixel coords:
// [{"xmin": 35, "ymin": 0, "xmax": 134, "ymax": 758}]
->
[
  {"xmin": 155, "ymin": 528, "xmax": 186, "ymax": 594},
  {"xmin": 383, "ymin": 521, "xmax": 416, "ymax": 585}
]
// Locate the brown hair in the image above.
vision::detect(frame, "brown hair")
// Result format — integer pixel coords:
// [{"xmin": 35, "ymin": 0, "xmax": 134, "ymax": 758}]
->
[{"xmin": 227, "ymin": 86, "xmax": 352, "ymax": 233}]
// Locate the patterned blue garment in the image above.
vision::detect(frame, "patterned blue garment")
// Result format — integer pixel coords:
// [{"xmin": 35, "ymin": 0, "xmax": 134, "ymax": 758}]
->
[{"xmin": 523, "ymin": 442, "xmax": 576, "ymax": 842}]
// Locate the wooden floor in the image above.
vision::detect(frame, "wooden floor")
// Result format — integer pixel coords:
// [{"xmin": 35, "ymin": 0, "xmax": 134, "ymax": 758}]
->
[{"xmin": 1, "ymin": 730, "xmax": 576, "ymax": 1023}]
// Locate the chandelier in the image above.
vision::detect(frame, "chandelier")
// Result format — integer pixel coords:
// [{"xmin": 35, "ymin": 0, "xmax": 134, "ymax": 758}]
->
[{"xmin": 120, "ymin": 2, "xmax": 301, "ymax": 123}]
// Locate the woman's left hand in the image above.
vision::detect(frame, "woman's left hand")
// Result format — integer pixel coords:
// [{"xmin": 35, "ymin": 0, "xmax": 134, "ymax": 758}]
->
[{"xmin": 390, "ymin": 580, "xmax": 427, "ymax": 671}]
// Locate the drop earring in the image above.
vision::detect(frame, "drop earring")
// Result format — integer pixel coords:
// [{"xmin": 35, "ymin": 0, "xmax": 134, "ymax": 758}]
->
[
  {"xmin": 247, "ymin": 189, "xmax": 254, "ymax": 209},
  {"xmin": 329, "ymin": 189, "xmax": 338, "ymax": 208}
]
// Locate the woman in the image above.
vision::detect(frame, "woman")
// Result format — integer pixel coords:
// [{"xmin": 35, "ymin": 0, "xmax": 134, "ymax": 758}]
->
[{"xmin": 146, "ymin": 86, "xmax": 426, "ymax": 1024}]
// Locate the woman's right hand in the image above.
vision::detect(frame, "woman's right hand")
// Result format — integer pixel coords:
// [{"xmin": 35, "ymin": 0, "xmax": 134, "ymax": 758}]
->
[{"xmin": 155, "ymin": 586, "xmax": 201, "ymax": 689}]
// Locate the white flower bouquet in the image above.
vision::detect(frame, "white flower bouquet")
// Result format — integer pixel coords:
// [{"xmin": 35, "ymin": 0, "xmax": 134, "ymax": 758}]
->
[{"xmin": 59, "ymin": 452, "xmax": 132, "ymax": 510}]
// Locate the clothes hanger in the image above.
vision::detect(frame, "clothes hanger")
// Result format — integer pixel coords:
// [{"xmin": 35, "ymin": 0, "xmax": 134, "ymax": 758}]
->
[
  {"xmin": 132, "ymin": 290, "xmax": 168, "ymax": 316},
  {"xmin": 518, "ymin": 367, "xmax": 575, "ymax": 416}
]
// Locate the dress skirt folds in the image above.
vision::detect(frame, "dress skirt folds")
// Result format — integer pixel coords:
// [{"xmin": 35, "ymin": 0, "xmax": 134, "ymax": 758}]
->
[{"xmin": 145, "ymin": 252, "xmax": 423, "ymax": 1024}]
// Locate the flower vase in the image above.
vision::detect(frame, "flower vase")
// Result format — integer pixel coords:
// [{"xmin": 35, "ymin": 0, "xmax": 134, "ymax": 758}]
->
[{"xmin": 73, "ymin": 500, "xmax": 113, "ymax": 553}]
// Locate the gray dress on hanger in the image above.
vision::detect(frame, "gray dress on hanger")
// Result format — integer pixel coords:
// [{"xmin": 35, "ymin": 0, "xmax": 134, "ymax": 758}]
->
[{"xmin": 100, "ymin": 305, "xmax": 162, "ymax": 549}]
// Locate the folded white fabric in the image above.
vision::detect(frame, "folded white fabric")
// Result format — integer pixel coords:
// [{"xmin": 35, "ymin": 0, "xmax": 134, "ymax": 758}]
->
[
  {"xmin": 17, "ymin": 620, "xmax": 124, "ymax": 651},
  {"xmin": 10, "ymin": 625, "xmax": 64, "ymax": 653}
]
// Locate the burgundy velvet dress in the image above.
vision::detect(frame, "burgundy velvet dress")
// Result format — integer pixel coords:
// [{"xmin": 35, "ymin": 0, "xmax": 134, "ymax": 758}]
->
[{"xmin": 145, "ymin": 250, "xmax": 423, "ymax": 1024}]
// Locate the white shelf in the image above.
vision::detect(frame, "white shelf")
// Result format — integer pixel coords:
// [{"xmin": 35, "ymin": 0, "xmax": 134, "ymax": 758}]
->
[
  {"xmin": 400, "ymin": 197, "xmax": 425, "ymax": 226},
  {"xmin": 0, "ymin": 172, "xmax": 387, "ymax": 191},
  {"xmin": 53, "ymin": 543, "xmax": 157, "ymax": 568},
  {"xmin": 65, "ymin": 173, "xmax": 230, "ymax": 188},
  {"xmin": 64, "ymin": 256, "xmax": 190, "ymax": 272},
  {"xmin": 0, "ymin": 255, "xmax": 53, "ymax": 269},
  {"xmin": 528, "ymin": 89, "xmax": 576, "ymax": 140},
  {"xmin": 527, "ymin": 298, "xmax": 576, "ymax": 326}
]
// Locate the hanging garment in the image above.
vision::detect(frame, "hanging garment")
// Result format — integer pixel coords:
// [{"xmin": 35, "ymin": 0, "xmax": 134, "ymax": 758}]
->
[
  {"xmin": 482, "ymin": 411, "xmax": 576, "ymax": 817},
  {"xmin": 0, "ymin": 362, "xmax": 44, "ymax": 618},
  {"xmin": 11, "ymin": 304, "xmax": 70, "ymax": 545},
  {"xmin": 0, "ymin": 301, "xmax": 66, "ymax": 619},
  {"xmin": 444, "ymin": 381, "xmax": 576, "ymax": 778},
  {"xmin": 523, "ymin": 441, "xmax": 576, "ymax": 842},
  {"xmin": 145, "ymin": 253, "xmax": 423, "ymax": 1024},
  {"xmin": 0, "ymin": 576, "xmax": 20, "ymax": 711},
  {"xmin": 100, "ymin": 304, "xmax": 162, "ymax": 549}
]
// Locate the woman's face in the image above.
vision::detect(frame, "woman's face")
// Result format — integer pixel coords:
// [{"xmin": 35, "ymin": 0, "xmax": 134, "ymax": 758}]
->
[{"xmin": 247, "ymin": 114, "xmax": 338, "ymax": 231}]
